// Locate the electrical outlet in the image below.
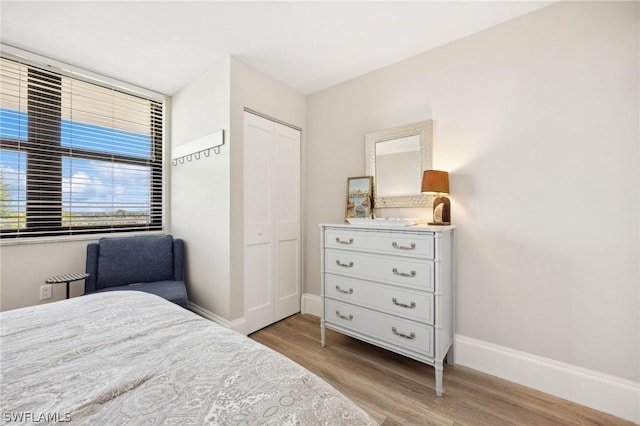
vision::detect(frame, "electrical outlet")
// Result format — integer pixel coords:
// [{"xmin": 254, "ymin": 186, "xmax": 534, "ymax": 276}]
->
[{"xmin": 40, "ymin": 284, "xmax": 53, "ymax": 300}]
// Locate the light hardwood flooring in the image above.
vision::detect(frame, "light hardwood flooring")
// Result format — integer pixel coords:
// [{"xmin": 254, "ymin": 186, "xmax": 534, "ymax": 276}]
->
[{"xmin": 249, "ymin": 314, "xmax": 634, "ymax": 426}]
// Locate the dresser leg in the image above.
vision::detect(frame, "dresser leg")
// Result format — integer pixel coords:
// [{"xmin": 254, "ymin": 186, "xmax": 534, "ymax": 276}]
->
[
  {"xmin": 320, "ymin": 320, "xmax": 326, "ymax": 347},
  {"xmin": 446, "ymin": 344, "xmax": 455, "ymax": 365},
  {"xmin": 435, "ymin": 361, "xmax": 444, "ymax": 396}
]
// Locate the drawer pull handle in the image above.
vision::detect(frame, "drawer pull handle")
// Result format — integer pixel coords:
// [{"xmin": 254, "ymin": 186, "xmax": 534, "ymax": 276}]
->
[
  {"xmin": 336, "ymin": 260, "xmax": 354, "ymax": 268},
  {"xmin": 392, "ymin": 242, "xmax": 416, "ymax": 250},
  {"xmin": 336, "ymin": 310, "xmax": 353, "ymax": 321},
  {"xmin": 336, "ymin": 285, "xmax": 353, "ymax": 294},
  {"xmin": 336, "ymin": 237, "xmax": 354, "ymax": 245},
  {"xmin": 392, "ymin": 327, "xmax": 416, "ymax": 340},
  {"xmin": 392, "ymin": 268, "xmax": 416, "ymax": 277},
  {"xmin": 392, "ymin": 298, "xmax": 416, "ymax": 309}
]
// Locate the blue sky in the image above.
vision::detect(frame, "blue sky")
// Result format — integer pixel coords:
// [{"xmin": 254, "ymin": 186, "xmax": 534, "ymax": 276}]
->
[{"xmin": 0, "ymin": 108, "xmax": 152, "ymax": 213}]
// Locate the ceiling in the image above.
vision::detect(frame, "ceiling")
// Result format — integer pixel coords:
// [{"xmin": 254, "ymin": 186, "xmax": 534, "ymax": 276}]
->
[{"xmin": 0, "ymin": 1, "xmax": 553, "ymax": 96}]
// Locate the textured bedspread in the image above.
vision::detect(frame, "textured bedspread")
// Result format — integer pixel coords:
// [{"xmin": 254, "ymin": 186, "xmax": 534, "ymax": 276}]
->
[{"xmin": 0, "ymin": 292, "xmax": 376, "ymax": 425}]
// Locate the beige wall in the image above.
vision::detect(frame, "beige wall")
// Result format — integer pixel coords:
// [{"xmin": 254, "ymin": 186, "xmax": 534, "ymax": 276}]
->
[
  {"xmin": 170, "ymin": 57, "xmax": 232, "ymax": 317},
  {"xmin": 305, "ymin": 1, "xmax": 639, "ymax": 382},
  {"xmin": 0, "ymin": 61, "xmax": 231, "ymax": 314},
  {"xmin": 1, "ymin": 0, "xmax": 636, "ymax": 388},
  {"xmin": 1, "ymin": 239, "xmax": 91, "ymax": 310},
  {"xmin": 0, "ymin": 55, "xmax": 306, "ymax": 324},
  {"xmin": 229, "ymin": 58, "xmax": 306, "ymax": 320},
  {"xmin": 170, "ymin": 57, "xmax": 306, "ymax": 322}
]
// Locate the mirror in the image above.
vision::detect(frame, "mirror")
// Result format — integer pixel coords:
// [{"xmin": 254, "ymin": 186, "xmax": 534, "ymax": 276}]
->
[{"xmin": 365, "ymin": 120, "xmax": 433, "ymax": 208}]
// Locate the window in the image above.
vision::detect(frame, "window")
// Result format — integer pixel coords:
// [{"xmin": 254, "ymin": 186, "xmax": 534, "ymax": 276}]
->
[{"xmin": 0, "ymin": 53, "xmax": 165, "ymax": 238}]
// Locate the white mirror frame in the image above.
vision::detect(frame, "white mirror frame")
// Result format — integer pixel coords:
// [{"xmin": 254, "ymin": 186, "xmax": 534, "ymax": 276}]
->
[{"xmin": 365, "ymin": 119, "xmax": 434, "ymax": 208}]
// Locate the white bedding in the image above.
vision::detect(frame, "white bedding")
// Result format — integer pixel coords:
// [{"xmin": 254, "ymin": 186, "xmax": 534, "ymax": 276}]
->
[{"xmin": 0, "ymin": 292, "xmax": 376, "ymax": 425}]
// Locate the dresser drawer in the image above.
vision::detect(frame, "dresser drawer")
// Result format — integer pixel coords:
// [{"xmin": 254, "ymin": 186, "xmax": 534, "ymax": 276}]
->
[
  {"xmin": 325, "ymin": 299, "xmax": 434, "ymax": 358},
  {"xmin": 325, "ymin": 229, "xmax": 434, "ymax": 259},
  {"xmin": 325, "ymin": 274, "xmax": 434, "ymax": 324},
  {"xmin": 325, "ymin": 249, "xmax": 434, "ymax": 291}
]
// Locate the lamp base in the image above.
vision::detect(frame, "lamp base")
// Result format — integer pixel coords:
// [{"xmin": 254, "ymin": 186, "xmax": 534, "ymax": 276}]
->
[{"xmin": 432, "ymin": 195, "xmax": 451, "ymax": 225}]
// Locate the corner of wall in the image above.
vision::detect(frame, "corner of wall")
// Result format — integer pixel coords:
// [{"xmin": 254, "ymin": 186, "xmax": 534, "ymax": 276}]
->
[{"xmin": 455, "ymin": 335, "xmax": 640, "ymax": 423}]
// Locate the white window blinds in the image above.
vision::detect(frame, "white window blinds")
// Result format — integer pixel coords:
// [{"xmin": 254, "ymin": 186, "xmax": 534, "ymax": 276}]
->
[{"xmin": 0, "ymin": 54, "xmax": 164, "ymax": 238}]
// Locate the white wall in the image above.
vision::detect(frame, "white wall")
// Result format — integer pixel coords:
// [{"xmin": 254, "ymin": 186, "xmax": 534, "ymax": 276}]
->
[
  {"xmin": 0, "ymin": 55, "xmax": 307, "ymax": 325},
  {"xmin": 306, "ymin": 0, "xmax": 639, "ymax": 388},
  {"xmin": 1, "ymin": 239, "xmax": 91, "ymax": 310},
  {"xmin": 1, "ymin": 60, "xmax": 228, "ymax": 313},
  {"xmin": 170, "ymin": 57, "xmax": 306, "ymax": 323},
  {"xmin": 170, "ymin": 57, "xmax": 231, "ymax": 317},
  {"xmin": 1, "ymin": 1, "xmax": 636, "ymax": 419},
  {"xmin": 229, "ymin": 58, "xmax": 306, "ymax": 321}
]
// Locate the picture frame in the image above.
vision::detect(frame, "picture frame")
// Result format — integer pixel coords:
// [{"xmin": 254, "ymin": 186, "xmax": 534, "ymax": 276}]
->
[{"xmin": 345, "ymin": 176, "xmax": 373, "ymax": 220}]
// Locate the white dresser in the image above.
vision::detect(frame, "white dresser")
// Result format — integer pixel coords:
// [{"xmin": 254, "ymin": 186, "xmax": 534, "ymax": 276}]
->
[{"xmin": 320, "ymin": 223, "xmax": 455, "ymax": 396}]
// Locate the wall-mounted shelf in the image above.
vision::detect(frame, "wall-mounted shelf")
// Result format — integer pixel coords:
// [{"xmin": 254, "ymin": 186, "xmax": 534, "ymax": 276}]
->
[{"xmin": 171, "ymin": 130, "xmax": 225, "ymax": 165}]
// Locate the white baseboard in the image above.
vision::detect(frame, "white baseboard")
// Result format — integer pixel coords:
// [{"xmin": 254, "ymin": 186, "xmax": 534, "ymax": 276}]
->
[
  {"xmin": 188, "ymin": 302, "xmax": 248, "ymax": 335},
  {"xmin": 455, "ymin": 334, "xmax": 639, "ymax": 423},
  {"xmin": 301, "ymin": 293, "xmax": 321, "ymax": 316}
]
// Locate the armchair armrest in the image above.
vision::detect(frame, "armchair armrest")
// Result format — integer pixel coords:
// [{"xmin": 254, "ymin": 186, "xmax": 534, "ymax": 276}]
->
[
  {"xmin": 173, "ymin": 238, "xmax": 185, "ymax": 281},
  {"xmin": 85, "ymin": 242, "xmax": 99, "ymax": 293}
]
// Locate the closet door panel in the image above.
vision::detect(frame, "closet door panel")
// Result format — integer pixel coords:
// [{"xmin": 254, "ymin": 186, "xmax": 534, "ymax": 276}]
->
[
  {"xmin": 275, "ymin": 124, "xmax": 300, "ymax": 237},
  {"xmin": 244, "ymin": 111, "xmax": 301, "ymax": 333},
  {"xmin": 245, "ymin": 112, "xmax": 274, "ymax": 245},
  {"xmin": 274, "ymin": 123, "xmax": 301, "ymax": 320},
  {"xmin": 245, "ymin": 113, "xmax": 275, "ymax": 333},
  {"xmin": 276, "ymin": 239, "xmax": 300, "ymax": 319},
  {"xmin": 245, "ymin": 243, "xmax": 274, "ymax": 330}
]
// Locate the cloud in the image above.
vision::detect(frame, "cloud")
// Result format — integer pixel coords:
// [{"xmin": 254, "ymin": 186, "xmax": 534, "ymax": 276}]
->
[
  {"xmin": 62, "ymin": 171, "xmax": 105, "ymax": 194},
  {"xmin": 63, "ymin": 160, "xmax": 150, "ymax": 212}
]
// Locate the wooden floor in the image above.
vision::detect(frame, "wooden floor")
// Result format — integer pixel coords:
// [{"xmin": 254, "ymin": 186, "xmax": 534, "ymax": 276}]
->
[{"xmin": 250, "ymin": 314, "xmax": 633, "ymax": 426}]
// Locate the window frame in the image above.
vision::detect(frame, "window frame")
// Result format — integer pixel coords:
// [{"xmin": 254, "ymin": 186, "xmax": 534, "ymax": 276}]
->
[{"xmin": 0, "ymin": 45, "xmax": 168, "ymax": 242}]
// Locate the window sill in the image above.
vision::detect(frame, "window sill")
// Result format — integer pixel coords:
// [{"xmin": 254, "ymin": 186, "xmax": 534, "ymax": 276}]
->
[{"xmin": 0, "ymin": 230, "xmax": 166, "ymax": 246}]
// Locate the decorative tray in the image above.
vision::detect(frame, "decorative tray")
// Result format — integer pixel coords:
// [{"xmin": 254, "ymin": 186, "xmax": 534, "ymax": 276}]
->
[{"xmin": 346, "ymin": 218, "xmax": 417, "ymax": 227}]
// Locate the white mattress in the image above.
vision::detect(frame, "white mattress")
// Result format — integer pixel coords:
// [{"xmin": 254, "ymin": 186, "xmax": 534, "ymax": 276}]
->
[{"xmin": 0, "ymin": 291, "xmax": 376, "ymax": 425}]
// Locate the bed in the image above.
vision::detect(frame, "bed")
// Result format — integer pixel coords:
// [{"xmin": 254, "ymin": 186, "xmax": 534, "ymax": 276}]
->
[{"xmin": 0, "ymin": 291, "xmax": 376, "ymax": 425}]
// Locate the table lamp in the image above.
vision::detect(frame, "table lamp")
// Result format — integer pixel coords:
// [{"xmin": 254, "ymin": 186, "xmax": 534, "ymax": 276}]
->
[{"xmin": 421, "ymin": 170, "xmax": 450, "ymax": 225}]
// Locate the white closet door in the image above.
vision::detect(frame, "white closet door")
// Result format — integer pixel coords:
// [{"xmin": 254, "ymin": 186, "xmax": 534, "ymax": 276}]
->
[
  {"xmin": 245, "ymin": 113, "xmax": 274, "ymax": 332},
  {"xmin": 244, "ymin": 111, "xmax": 300, "ymax": 334},
  {"xmin": 274, "ymin": 123, "xmax": 301, "ymax": 320}
]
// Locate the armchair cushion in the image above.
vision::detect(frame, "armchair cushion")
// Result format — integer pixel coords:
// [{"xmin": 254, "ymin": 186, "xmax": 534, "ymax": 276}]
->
[
  {"xmin": 96, "ymin": 235, "xmax": 174, "ymax": 289},
  {"xmin": 95, "ymin": 281, "xmax": 188, "ymax": 308}
]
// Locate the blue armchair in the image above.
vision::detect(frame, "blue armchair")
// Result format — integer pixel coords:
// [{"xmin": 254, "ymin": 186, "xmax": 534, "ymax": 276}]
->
[{"xmin": 85, "ymin": 234, "xmax": 188, "ymax": 308}]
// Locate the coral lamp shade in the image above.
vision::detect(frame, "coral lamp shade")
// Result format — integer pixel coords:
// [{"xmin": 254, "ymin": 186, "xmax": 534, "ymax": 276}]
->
[{"xmin": 421, "ymin": 170, "xmax": 449, "ymax": 195}]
